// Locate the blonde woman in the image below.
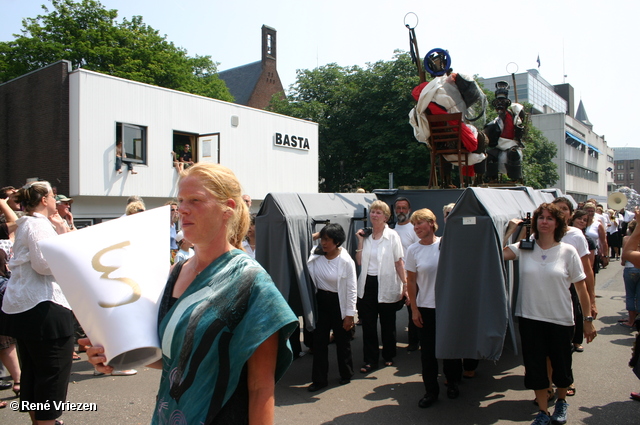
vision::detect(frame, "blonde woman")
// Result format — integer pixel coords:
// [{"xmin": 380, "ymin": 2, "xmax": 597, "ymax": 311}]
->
[
  {"xmin": 355, "ymin": 200, "xmax": 407, "ymax": 373},
  {"xmin": 85, "ymin": 164, "xmax": 298, "ymax": 424},
  {"xmin": 406, "ymin": 208, "xmax": 462, "ymax": 408}
]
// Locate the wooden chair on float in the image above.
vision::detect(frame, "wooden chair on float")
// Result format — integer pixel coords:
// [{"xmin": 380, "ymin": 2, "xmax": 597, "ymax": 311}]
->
[{"xmin": 426, "ymin": 112, "xmax": 469, "ymax": 188}]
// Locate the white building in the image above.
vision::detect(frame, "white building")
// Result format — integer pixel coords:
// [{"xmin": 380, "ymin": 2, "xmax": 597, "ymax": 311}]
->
[
  {"xmin": 479, "ymin": 70, "xmax": 613, "ymax": 203},
  {"xmin": 531, "ymin": 112, "xmax": 612, "ymax": 203},
  {"xmin": 0, "ymin": 61, "xmax": 319, "ymax": 224}
]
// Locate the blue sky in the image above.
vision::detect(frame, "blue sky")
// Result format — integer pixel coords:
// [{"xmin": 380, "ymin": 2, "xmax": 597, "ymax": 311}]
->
[{"xmin": 2, "ymin": 0, "xmax": 639, "ymax": 148}]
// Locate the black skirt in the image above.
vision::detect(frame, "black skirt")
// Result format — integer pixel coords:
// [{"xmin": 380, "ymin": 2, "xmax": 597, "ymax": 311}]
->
[{"xmin": 1, "ymin": 301, "xmax": 74, "ymax": 340}]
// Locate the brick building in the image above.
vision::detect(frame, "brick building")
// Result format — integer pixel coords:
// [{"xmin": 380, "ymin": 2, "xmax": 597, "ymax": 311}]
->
[
  {"xmin": 218, "ymin": 25, "xmax": 285, "ymax": 109},
  {"xmin": 0, "ymin": 62, "xmax": 71, "ymax": 196},
  {"xmin": 613, "ymin": 147, "xmax": 640, "ymax": 190}
]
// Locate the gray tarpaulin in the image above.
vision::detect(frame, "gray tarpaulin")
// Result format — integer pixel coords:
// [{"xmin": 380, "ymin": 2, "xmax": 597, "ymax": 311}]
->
[
  {"xmin": 435, "ymin": 187, "xmax": 540, "ymax": 361},
  {"xmin": 255, "ymin": 187, "xmax": 565, "ymax": 356},
  {"xmin": 373, "ymin": 189, "xmax": 465, "ymax": 237},
  {"xmin": 492, "ymin": 186, "xmax": 556, "ymax": 207},
  {"xmin": 255, "ymin": 193, "xmax": 376, "ymax": 331}
]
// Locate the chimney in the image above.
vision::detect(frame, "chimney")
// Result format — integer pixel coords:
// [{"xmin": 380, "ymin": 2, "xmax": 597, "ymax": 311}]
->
[{"xmin": 262, "ymin": 25, "xmax": 277, "ymax": 65}]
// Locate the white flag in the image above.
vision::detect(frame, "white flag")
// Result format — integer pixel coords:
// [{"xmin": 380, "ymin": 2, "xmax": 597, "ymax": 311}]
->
[{"xmin": 39, "ymin": 206, "xmax": 170, "ymax": 369}]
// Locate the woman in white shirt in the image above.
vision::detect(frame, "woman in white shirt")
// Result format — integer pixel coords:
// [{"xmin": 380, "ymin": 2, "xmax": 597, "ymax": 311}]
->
[
  {"xmin": 1, "ymin": 181, "xmax": 73, "ymax": 424},
  {"xmin": 406, "ymin": 208, "xmax": 462, "ymax": 408},
  {"xmin": 503, "ymin": 203, "xmax": 596, "ymax": 425},
  {"xmin": 584, "ymin": 202, "xmax": 608, "ymax": 271},
  {"xmin": 307, "ymin": 224, "xmax": 357, "ymax": 391},
  {"xmin": 355, "ymin": 200, "xmax": 407, "ymax": 373}
]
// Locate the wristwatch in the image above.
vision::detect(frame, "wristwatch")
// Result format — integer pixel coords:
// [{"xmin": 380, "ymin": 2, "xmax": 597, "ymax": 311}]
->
[{"xmin": 583, "ymin": 316, "xmax": 594, "ymax": 322}]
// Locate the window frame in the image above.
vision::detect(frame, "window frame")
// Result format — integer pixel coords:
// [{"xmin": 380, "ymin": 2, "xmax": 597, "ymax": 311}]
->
[{"xmin": 116, "ymin": 122, "xmax": 147, "ymax": 165}]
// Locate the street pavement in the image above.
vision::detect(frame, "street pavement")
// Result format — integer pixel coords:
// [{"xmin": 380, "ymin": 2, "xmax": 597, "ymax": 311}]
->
[{"xmin": 1, "ymin": 257, "xmax": 639, "ymax": 424}]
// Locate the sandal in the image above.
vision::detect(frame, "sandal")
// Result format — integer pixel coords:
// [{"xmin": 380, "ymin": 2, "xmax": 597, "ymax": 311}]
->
[
  {"xmin": 360, "ymin": 364, "xmax": 376, "ymax": 374},
  {"xmin": 13, "ymin": 382, "xmax": 20, "ymax": 396},
  {"xmin": 567, "ymin": 385, "xmax": 576, "ymax": 396},
  {"xmin": 384, "ymin": 361, "xmax": 394, "ymax": 367},
  {"xmin": 72, "ymin": 352, "xmax": 81, "ymax": 361}
]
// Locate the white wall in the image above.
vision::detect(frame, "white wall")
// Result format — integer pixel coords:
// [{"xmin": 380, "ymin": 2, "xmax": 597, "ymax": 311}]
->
[
  {"xmin": 68, "ymin": 69, "xmax": 318, "ymax": 212},
  {"xmin": 531, "ymin": 112, "xmax": 610, "ymax": 199}
]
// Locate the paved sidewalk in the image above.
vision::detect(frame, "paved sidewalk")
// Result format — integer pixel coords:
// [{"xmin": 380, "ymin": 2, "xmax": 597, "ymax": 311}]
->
[{"xmin": 1, "ymin": 259, "xmax": 637, "ymax": 424}]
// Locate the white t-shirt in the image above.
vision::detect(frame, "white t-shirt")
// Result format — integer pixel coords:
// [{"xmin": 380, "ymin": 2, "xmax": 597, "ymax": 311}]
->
[
  {"xmin": 404, "ymin": 238, "xmax": 441, "ymax": 308},
  {"xmin": 624, "ymin": 210, "xmax": 635, "ymax": 223},
  {"xmin": 585, "ymin": 221, "xmax": 600, "ymax": 250},
  {"xmin": 313, "ymin": 255, "xmax": 339, "ymax": 293},
  {"xmin": 242, "ymin": 239, "xmax": 255, "ymax": 259},
  {"xmin": 508, "ymin": 241, "xmax": 585, "ymax": 326},
  {"xmin": 366, "ymin": 237, "xmax": 380, "ymax": 276},
  {"xmin": 175, "ymin": 247, "xmax": 195, "ymax": 263},
  {"xmin": 596, "ymin": 212, "xmax": 608, "ymax": 231},
  {"xmin": 394, "ymin": 222, "xmax": 419, "ymax": 253},
  {"xmin": 561, "ymin": 227, "xmax": 589, "ymax": 258}
]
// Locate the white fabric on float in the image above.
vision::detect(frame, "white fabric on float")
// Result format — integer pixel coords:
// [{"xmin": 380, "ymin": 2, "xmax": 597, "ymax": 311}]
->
[{"xmin": 39, "ymin": 206, "xmax": 170, "ymax": 369}]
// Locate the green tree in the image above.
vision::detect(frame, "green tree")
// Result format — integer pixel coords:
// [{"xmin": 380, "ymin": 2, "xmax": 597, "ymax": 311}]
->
[
  {"xmin": 521, "ymin": 124, "xmax": 559, "ymax": 189},
  {"xmin": 0, "ymin": 0, "xmax": 232, "ymax": 101},
  {"xmin": 270, "ymin": 52, "xmax": 431, "ymax": 192},
  {"xmin": 272, "ymin": 52, "xmax": 559, "ymax": 192}
]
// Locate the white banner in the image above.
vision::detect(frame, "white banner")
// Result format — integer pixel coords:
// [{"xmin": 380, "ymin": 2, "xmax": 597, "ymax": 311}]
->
[{"xmin": 39, "ymin": 206, "xmax": 170, "ymax": 369}]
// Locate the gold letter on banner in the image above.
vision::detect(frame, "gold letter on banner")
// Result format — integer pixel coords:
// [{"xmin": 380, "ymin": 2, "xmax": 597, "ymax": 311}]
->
[{"xmin": 91, "ymin": 241, "xmax": 141, "ymax": 308}]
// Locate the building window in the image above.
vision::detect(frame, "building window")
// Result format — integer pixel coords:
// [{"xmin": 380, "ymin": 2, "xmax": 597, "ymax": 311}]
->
[
  {"xmin": 608, "ymin": 155, "xmax": 614, "ymax": 163},
  {"xmin": 566, "ymin": 162, "xmax": 598, "ymax": 182},
  {"xmin": 617, "ymin": 173, "xmax": 625, "ymax": 181},
  {"xmin": 116, "ymin": 122, "xmax": 147, "ymax": 164},
  {"xmin": 617, "ymin": 163, "xmax": 625, "ymax": 170},
  {"xmin": 565, "ymin": 135, "xmax": 584, "ymax": 151},
  {"xmin": 631, "ymin": 162, "xmax": 635, "ymax": 169},
  {"xmin": 631, "ymin": 173, "xmax": 635, "ymax": 180}
]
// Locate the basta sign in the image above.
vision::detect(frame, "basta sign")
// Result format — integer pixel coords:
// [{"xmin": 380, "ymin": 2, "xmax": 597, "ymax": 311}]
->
[{"xmin": 274, "ymin": 133, "xmax": 310, "ymax": 151}]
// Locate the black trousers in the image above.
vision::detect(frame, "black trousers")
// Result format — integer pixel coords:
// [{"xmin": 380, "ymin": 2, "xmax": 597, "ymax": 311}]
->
[
  {"xmin": 357, "ymin": 275, "xmax": 398, "ymax": 366},
  {"xmin": 519, "ymin": 317, "xmax": 574, "ymax": 390},
  {"xmin": 312, "ymin": 290, "xmax": 354, "ymax": 384},
  {"xmin": 17, "ymin": 334, "xmax": 74, "ymax": 420},
  {"xmin": 407, "ymin": 305, "xmax": 420, "ymax": 346},
  {"xmin": 418, "ymin": 307, "xmax": 462, "ymax": 396},
  {"xmin": 570, "ymin": 283, "xmax": 583, "ymax": 345}
]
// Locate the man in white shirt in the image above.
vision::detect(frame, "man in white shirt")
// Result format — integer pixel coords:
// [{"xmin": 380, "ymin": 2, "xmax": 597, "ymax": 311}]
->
[{"xmin": 393, "ymin": 197, "xmax": 420, "ymax": 351}]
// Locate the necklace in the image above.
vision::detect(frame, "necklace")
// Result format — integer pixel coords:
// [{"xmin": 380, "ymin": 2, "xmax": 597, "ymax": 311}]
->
[
  {"xmin": 540, "ymin": 247, "xmax": 550, "ymax": 261},
  {"xmin": 538, "ymin": 242, "xmax": 558, "ymax": 262},
  {"xmin": 190, "ymin": 259, "xmax": 204, "ymax": 275},
  {"xmin": 325, "ymin": 249, "xmax": 340, "ymax": 260}
]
